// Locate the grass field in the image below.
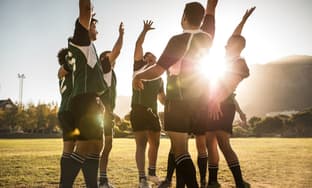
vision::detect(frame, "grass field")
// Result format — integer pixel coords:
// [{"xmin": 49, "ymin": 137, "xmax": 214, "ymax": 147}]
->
[{"xmin": 0, "ymin": 138, "xmax": 311, "ymax": 188}]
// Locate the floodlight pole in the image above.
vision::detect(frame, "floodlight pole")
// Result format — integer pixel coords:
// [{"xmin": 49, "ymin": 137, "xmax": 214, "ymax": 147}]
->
[{"xmin": 18, "ymin": 73, "xmax": 26, "ymax": 106}]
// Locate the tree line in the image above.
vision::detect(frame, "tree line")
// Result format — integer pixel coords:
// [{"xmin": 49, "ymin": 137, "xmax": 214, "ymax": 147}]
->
[{"xmin": 0, "ymin": 103, "xmax": 311, "ymax": 137}]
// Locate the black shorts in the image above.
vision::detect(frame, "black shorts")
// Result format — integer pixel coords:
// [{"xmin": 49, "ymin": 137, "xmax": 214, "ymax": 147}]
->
[
  {"xmin": 58, "ymin": 111, "xmax": 76, "ymax": 141},
  {"xmin": 205, "ymin": 103, "xmax": 236, "ymax": 134},
  {"xmin": 69, "ymin": 93, "xmax": 104, "ymax": 140},
  {"xmin": 164, "ymin": 99, "xmax": 205, "ymax": 134},
  {"xmin": 104, "ymin": 110, "xmax": 114, "ymax": 136},
  {"xmin": 130, "ymin": 105, "xmax": 161, "ymax": 132}
]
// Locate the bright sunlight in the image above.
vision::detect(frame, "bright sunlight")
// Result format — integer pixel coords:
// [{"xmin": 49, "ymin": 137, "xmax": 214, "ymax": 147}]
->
[{"xmin": 198, "ymin": 47, "xmax": 226, "ymax": 84}]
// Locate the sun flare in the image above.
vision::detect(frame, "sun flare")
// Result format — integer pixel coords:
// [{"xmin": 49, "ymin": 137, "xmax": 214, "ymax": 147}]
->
[{"xmin": 198, "ymin": 48, "xmax": 226, "ymax": 83}]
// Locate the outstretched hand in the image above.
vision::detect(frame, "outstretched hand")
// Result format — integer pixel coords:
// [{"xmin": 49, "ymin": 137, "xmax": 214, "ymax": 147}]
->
[
  {"xmin": 143, "ymin": 20, "xmax": 155, "ymax": 32},
  {"xmin": 208, "ymin": 100, "xmax": 223, "ymax": 121},
  {"xmin": 242, "ymin": 6, "xmax": 256, "ymax": 22},
  {"xmin": 119, "ymin": 22, "xmax": 124, "ymax": 35}
]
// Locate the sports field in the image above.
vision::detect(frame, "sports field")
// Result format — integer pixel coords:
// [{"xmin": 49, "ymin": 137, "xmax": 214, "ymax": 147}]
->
[{"xmin": 0, "ymin": 138, "xmax": 311, "ymax": 188}]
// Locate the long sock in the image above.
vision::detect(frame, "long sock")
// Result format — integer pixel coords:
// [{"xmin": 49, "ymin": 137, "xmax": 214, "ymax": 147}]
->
[
  {"xmin": 148, "ymin": 166, "xmax": 156, "ymax": 176},
  {"xmin": 165, "ymin": 152, "xmax": 175, "ymax": 182},
  {"xmin": 175, "ymin": 154, "xmax": 198, "ymax": 188},
  {"xmin": 139, "ymin": 170, "xmax": 146, "ymax": 182},
  {"xmin": 229, "ymin": 161, "xmax": 244, "ymax": 187},
  {"xmin": 99, "ymin": 171, "xmax": 108, "ymax": 185},
  {"xmin": 208, "ymin": 164, "xmax": 219, "ymax": 185},
  {"xmin": 82, "ymin": 153, "xmax": 100, "ymax": 188},
  {"xmin": 197, "ymin": 153, "xmax": 208, "ymax": 185},
  {"xmin": 59, "ymin": 152, "xmax": 71, "ymax": 186},
  {"xmin": 61, "ymin": 152, "xmax": 85, "ymax": 188}
]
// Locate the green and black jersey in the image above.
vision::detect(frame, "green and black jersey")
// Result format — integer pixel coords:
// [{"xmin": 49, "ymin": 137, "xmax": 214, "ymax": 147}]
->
[
  {"xmin": 58, "ymin": 72, "xmax": 73, "ymax": 113},
  {"xmin": 100, "ymin": 56, "xmax": 117, "ymax": 111},
  {"xmin": 66, "ymin": 19, "xmax": 107, "ymax": 98},
  {"xmin": 131, "ymin": 60, "xmax": 164, "ymax": 113}
]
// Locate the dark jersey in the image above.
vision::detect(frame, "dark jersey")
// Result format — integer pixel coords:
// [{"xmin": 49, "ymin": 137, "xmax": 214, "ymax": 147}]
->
[
  {"xmin": 131, "ymin": 60, "xmax": 164, "ymax": 113},
  {"xmin": 66, "ymin": 19, "xmax": 107, "ymax": 98},
  {"xmin": 100, "ymin": 56, "xmax": 117, "ymax": 111},
  {"xmin": 157, "ymin": 15, "xmax": 215, "ymax": 100},
  {"xmin": 58, "ymin": 71, "xmax": 73, "ymax": 113}
]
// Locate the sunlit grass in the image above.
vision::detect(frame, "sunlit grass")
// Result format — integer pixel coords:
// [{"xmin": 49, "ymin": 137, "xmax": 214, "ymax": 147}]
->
[{"xmin": 0, "ymin": 138, "xmax": 311, "ymax": 187}]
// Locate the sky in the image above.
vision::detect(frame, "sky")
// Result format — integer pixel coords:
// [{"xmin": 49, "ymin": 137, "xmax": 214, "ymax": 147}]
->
[{"xmin": 0, "ymin": 0, "xmax": 312, "ymax": 106}]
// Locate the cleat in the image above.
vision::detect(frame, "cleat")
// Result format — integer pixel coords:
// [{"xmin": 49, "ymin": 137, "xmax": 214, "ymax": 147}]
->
[
  {"xmin": 207, "ymin": 182, "xmax": 221, "ymax": 188},
  {"xmin": 242, "ymin": 181, "xmax": 250, "ymax": 188},
  {"xmin": 99, "ymin": 181, "xmax": 114, "ymax": 188},
  {"xmin": 139, "ymin": 179, "xmax": 151, "ymax": 188},
  {"xmin": 158, "ymin": 179, "xmax": 171, "ymax": 188}
]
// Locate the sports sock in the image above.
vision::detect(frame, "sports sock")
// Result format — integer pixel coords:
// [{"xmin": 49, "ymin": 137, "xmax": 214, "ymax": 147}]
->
[
  {"xmin": 228, "ymin": 161, "xmax": 244, "ymax": 187},
  {"xmin": 165, "ymin": 152, "xmax": 175, "ymax": 182},
  {"xmin": 81, "ymin": 153, "xmax": 100, "ymax": 188},
  {"xmin": 139, "ymin": 170, "xmax": 146, "ymax": 182},
  {"xmin": 148, "ymin": 166, "xmax": 156, "ymax": 176},
  {"xmin": 197, "ymin": 153, "xmax": 208, "ymax": 185},
  {"xmin": 60, "ymin": 152, "xmax": 71, "ymax": 186},
  {"xmin": 175, "ymin": 154, "xmax": 198, "ymax": 188},
  {"xmin": 99, "ymin": 171, "xmax": 108, "ymax": 185},
  {"xmin": 208, "ymin": 164, "xmax": 219, "ymax": 185},
  {"xmin": 61, "ymin": 152, "xmax": 85, "ymax": 188}
]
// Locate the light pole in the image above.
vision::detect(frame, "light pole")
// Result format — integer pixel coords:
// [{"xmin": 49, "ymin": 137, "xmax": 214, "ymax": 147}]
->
[{"xmin": 18, "ymin": 73, "xmax": 26, "ymax": 106}]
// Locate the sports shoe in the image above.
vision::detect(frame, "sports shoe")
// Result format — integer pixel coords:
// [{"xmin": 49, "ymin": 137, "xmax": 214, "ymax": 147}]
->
[
  {"xmin": 158, "ymin": 179, "xmax": 171, "ymax": 188},
  {"xmin": 139, "ymin": 179, "xmax": 151, "ymax": 188},
  {"xmin": 99, "ymin": 181, "xmax": 114, "ymax": 188},
  {"xmin": 242, "ymin": 181, "xmax": 250, "ymax": 188},
  {"xmin": 207, "ymin": 182, "xmax": 221, "ymax": 188},
  {"xmin": 147, "ymin": 175, "xmax": 160, "ymax": 184}
]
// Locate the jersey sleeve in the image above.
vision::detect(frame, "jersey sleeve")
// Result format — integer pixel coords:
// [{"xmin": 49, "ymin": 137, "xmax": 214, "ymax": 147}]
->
[
  {"xmin": 157, "ymin": 36, "xmax": 187, "ymax": 70},
  {"xmin": 71, "ymin": 19, "xmax": 91, "ymax": 46}
]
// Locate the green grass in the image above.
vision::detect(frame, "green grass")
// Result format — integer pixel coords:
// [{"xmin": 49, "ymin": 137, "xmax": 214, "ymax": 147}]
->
[{"xmin": 0, "ymin": 138, "xmax": 311, "ymax": 188}]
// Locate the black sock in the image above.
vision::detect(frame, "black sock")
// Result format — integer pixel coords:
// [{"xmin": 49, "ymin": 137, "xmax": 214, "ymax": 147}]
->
[
  {"xmin": 165, "ymin": 152, "xmax": 176, "ymax": 182},
  {"xmin": 208, "ymin": 164, "xmax": 219, "ymax": 185},
  {"xmin": 175, "ymin": 154, "xmax": 198, "ymax": 188},
  {"xmin": 99, "ymin": 171, "xmax": 108, "ymax": 185},
  {"xmin": 60, "ymin": 152, "xmax": 85, "ymax": 188},
  {"xmin": 81, "ymin": 153, "xmax": 100, "ymax": 188},
  {"xmin": 148, "ymin": 166, "xmax": 156, "ymax": 176},
  {"xmin": 229, "ymin": 161, "xmax": 244, "ymax": 187},
  {"xmin": 139, "ymin": 170, "xmax": 146, "ymax": 182},
  {"xmin": 59, "ymin": 152, "xmax": 71, "ymax": 186},
  {"xmin": 197, "ymin": 154, "xmax": 208, "ymax": 185}
]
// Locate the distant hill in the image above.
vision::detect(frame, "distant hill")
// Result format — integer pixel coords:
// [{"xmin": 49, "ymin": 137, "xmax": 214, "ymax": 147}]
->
[
  {"xmin": 236, "ymin": 55, "xmax": 312, "ymax": 117},
  {"xmin": 114, "ymin": 55, "xmax": 312, "ymax": 118}
]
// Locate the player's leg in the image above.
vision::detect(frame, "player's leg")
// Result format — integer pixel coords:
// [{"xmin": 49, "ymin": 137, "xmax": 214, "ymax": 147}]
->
[
  {"xmin": 195, "ymin": 134, "xmax": 208, "ymax": 188},
  {"xmin": 147, "ymin": 130, "xmax": 160, "ymax": 184},
  {"xmin": 205, "ymin": 132, "xmax": 220, "ymax": 187}
]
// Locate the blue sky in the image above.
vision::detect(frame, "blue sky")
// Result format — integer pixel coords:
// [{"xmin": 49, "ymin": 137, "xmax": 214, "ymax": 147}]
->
[{"xmin": 0, "ymin": 0, "xmax": 312, "ymax": 106}]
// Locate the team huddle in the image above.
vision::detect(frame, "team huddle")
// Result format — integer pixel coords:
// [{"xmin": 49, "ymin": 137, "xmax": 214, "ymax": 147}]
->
[{"xmin": 56, "ymin": 0, "xmax": 255, "ymax": 188}]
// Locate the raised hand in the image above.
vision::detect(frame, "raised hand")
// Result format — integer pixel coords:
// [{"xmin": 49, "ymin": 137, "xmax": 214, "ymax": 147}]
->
[
  {"xmin": 242, "ymin": 6, "xmax": 256, "ymax": 22},
  {"xmin": 143, "ymin": 20, "xmax": 155, "ymax": 32},
  {"xmin": 119, "ymin": 22, "xmax": 124, "ymax": 36}
]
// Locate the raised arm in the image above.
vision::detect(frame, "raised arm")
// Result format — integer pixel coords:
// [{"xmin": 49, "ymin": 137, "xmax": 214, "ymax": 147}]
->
[
  {"xmin": 201, "ymin": 0, "xmax": 218, "ymax": 39},
  {"xmin": 79, "ymin": 0, "xmax": 93, "ymax": 30},
  {"xmin": 134, "ymin": 20, "xmax": 155, "ymax": 61},
  {"xmin": 232, "ymin": 6, "xmax": 256, "ymax": 36},
  {"xmin": 109, "ymin": 22, "xmax": 124, "ymax": 65}
]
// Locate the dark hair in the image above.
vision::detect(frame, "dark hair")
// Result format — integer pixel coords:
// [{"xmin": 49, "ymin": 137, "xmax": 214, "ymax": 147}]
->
[
  {"xmin": 57, "ymin": 48, "xmax": 69, "ymax": 65},
  {"xmin": 143, "ymin": 52, "xmax": 153, "ymax": 59},
  {"xmin": 183, "ymin": 2, "xmax": 205, "ymax": 27},
  {"xmin": 227, "ymin": 35, "xmax": 246, "ymax": 50},
  {"xmin": 100, "ymin": 50, "xmax": 111, "ymax": 60}
]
